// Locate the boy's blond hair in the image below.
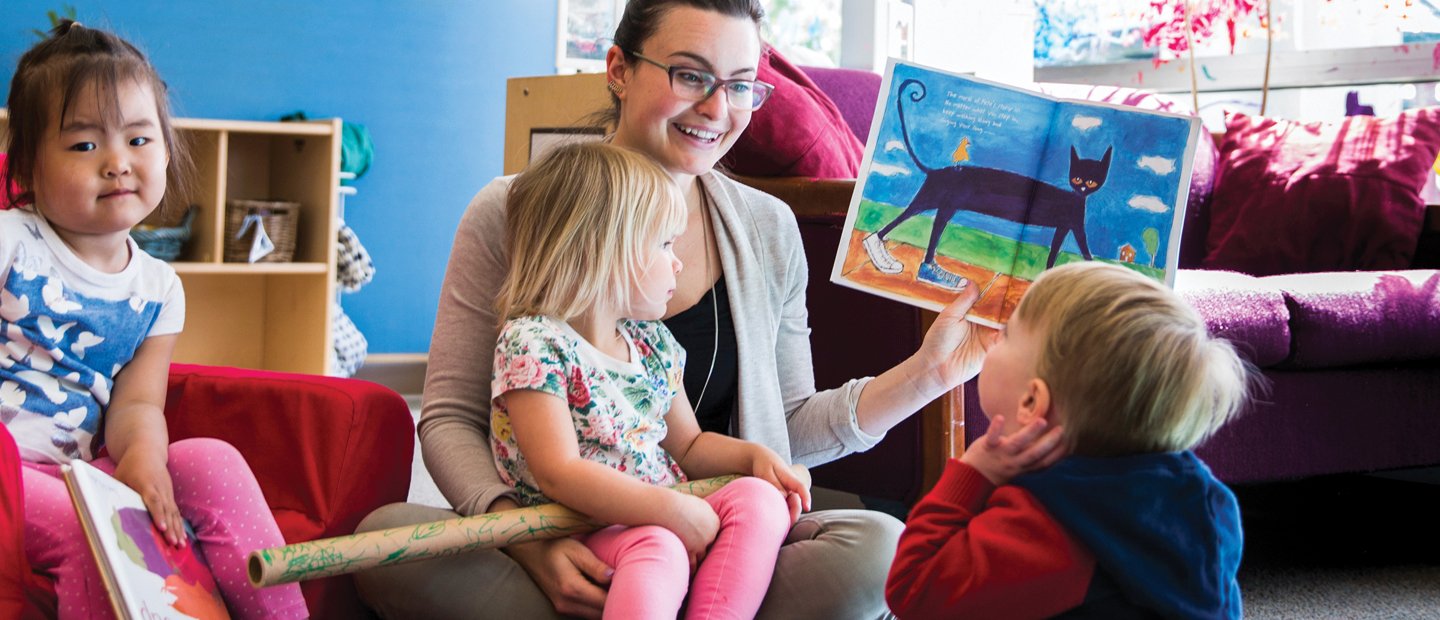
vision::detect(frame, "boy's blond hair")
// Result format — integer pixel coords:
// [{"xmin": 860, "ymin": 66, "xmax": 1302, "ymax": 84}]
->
[
  {"xmin": 496, "ymin": 142, "xmax": 685, "ymax": 325},
  {"xmin": 1014, "ymin": 262, "xmax": 1256, "ymax": 457}
]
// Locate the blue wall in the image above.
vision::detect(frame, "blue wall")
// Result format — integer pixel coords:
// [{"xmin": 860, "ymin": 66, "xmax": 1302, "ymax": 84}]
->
[{"xmin": 0, "ymin": 2, "xmax": 557, "ymax": 354}]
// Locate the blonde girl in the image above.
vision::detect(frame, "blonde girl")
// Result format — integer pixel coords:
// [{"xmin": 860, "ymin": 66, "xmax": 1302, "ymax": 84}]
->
[
  {"xmin": 2, "ymin": 22, "xmax": 306, "ymax": 618},
  {"xmin": 490, "ymin": 141, "xmax": 803, "ymax": 619}
]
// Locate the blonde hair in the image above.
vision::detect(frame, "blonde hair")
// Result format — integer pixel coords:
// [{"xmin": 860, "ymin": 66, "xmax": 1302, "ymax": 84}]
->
[
  {"xmin": 496, "ymin": 142, "xmax": 685, "ymax": 325},
  {"xmin": 1014, "ymin": 262, "xmax": 1259, "ymax": 457}
]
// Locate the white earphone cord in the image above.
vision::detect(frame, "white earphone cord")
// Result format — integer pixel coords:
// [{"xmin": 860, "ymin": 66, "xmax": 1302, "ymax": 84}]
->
[{"xmin": 694, "ymin": 190, "xmax": 718, "ymax": 410}]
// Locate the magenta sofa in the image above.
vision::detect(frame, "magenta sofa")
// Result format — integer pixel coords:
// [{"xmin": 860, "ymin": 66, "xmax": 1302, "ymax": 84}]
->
[{"xmin": 746, "ymin": 65, "xmax": 1440, "ymax": 499}]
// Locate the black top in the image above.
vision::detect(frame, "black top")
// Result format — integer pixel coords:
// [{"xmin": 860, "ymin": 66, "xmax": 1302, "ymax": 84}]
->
[{"xmin": 662, "ymin": 277, "xmax": 738, "ymax": 435}]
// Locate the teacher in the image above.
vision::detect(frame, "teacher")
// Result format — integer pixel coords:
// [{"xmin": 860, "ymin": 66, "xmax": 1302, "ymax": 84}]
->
[{"xmin": 355, "ymin": 1, "xmax": 991, "ymax": 617}]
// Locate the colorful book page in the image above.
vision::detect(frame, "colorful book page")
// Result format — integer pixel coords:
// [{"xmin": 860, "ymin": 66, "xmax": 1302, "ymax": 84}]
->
[
  {"xmin": 63, "ymin": 459, "xmax": 229, "ymax": 620},
  {"xmin": 832, "ymin": 59, "xmax": 1199, "ymax": 327}
]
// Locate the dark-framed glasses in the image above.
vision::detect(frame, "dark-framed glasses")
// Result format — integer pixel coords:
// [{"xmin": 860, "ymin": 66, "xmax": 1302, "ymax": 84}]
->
[{"xmin": 628, "ymin": 50, "xmax": 774, "ymax": 111}]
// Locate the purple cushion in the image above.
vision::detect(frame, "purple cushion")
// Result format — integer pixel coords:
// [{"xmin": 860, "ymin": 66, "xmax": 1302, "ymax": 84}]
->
[
  {"xmin": 1264, "ymin": 270, "xmax": 1440, "ymax": 368},
  {"xmin": 1203, "ymin": 109, "xmax": 1440, "ymax": 276},
  {"xmin": 801, "ymin": 65, "xmax": 883, "ymax": 143},
  {"xmin": 722, "ymin": 46, "xmax": 864, "ymax": 179},
  {"xmin": 1175, "ymin": 269, "xmax": 1291, "ymax": 367}
]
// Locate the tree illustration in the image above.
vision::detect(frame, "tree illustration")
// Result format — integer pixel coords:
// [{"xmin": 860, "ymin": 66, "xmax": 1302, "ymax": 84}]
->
[{"xmin": 1142, "ymin": 227, "xmax": 1160, "ymax": 267}]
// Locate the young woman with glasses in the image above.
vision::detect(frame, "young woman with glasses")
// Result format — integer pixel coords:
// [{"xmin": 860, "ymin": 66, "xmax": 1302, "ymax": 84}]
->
[{"xmin": 355, "ymin": 1, "xmax": 1060, "ymax": 618}]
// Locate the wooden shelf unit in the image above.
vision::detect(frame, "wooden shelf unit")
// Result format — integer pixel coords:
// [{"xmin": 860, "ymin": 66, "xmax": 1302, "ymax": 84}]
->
[{"xmin": 1, "ymin": 110, "xmax": 341, "ymax": 375}]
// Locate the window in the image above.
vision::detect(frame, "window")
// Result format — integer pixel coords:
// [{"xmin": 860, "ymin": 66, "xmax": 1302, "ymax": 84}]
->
[
  {"xmin": 1034, "ymin": 0, "xmax": 1440, "ymax": 133},
  {"xmin": 757, "ymin": 1, "xmax": 1440, "ymax": 197},
  {"xmin": 1036, "ymin": 0, "xmax": 1440, "ymax": 68},
  {"xmin": 764, "ymin": 0, "xmax": 845, "ymax": 65}
]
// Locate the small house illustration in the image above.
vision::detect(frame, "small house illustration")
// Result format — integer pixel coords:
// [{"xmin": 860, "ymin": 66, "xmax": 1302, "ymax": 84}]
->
[{"xmin": 1118, "ymin": 244, "xmax": 1137, "ymax": 263}]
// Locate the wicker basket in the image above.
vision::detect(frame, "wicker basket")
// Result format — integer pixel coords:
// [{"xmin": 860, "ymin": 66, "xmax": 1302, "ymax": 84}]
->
[
  {"xmin": 224, "ymin": 199, "xmax": 299, "ymax": 263},
  {"xmin": 130, "ymin": 206, "xmax": 196, "ymax": 262}
]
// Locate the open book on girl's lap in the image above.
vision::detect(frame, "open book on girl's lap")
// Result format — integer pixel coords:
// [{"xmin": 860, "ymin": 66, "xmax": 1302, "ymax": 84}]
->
[
  {"xmin": 832, "ymin": 60, "xmax": 1201, "ymax": 327},
  {"xmin": 62, "ymin": 460, "xmax": 230, "ymax": 620}
]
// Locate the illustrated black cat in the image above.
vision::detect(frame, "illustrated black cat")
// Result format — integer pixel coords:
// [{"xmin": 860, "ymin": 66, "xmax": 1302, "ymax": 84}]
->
[{"xmin": 863, "ymin": 78, "xmax": 1111, "ymax": 290}]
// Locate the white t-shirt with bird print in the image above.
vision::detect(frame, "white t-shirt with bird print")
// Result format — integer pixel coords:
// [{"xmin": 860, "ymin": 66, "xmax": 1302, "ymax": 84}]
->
[{"xmin": 0, "ymin": 208, "xmax": 184, "ymax": 464}]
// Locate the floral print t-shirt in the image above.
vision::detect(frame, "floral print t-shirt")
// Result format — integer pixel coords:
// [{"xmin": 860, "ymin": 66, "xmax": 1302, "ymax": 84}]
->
[{"xmin": 491, "ymin": 315, "xmax": 688, "ymax": 506}]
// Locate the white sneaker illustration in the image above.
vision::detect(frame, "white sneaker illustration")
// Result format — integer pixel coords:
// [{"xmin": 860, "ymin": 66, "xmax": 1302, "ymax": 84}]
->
[{"xmin": 862, "ymin": 234, "xmax": 904, "ymax": 274}]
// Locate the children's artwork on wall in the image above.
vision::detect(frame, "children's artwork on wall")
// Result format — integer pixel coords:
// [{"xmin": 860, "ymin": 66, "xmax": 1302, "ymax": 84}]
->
[
  {"xmin": 831, "ymin": 60, "xmax": 1201, "ymax": 327},
  {"xmin": 556, "ymin": 0, "xmax": 626, "ymax": 73}
]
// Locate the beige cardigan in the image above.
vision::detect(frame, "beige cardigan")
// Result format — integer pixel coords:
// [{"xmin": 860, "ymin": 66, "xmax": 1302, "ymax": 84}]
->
[{"xmin": 418, "ymin": 171, "xmax": 882, "ymax": 517}]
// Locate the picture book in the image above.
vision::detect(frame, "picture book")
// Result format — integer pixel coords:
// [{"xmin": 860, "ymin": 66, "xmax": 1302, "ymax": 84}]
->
[
  {"xmin": 62, "ymin": 459, "xmax": 230, "ymax": 620},
  {"xmin": 830, "ymin": 60, "xmax": 1202, "ymax": 327}
]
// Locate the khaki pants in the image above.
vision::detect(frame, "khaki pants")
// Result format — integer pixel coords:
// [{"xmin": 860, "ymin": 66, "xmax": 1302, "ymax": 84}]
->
[{"xmin": 354, "ymin": 502, "xmax": 902, "ymax": 619}]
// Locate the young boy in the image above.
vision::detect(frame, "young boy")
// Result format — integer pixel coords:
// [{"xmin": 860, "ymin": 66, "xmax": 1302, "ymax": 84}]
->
[{"xmin": 886, "ymin": 262, "xmax": 1255, "ymax": 619}]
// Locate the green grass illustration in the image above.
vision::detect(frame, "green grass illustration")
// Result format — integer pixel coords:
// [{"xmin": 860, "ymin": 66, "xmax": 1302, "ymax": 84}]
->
[{"xmin": 855, "ymin": 200, "xmax": 1163, "ymax": 281}]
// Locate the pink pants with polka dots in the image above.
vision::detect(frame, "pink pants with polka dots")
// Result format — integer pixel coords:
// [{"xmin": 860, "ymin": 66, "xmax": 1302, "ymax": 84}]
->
[{"xmin": 22, "ymin": 437, "xmax": 308, "ymax": 619}]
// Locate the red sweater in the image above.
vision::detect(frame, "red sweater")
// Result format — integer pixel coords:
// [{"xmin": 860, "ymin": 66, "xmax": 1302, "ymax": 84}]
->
[{"xmin": 886, "ymin": 459, "xmax": 1095, "ymax": 619}]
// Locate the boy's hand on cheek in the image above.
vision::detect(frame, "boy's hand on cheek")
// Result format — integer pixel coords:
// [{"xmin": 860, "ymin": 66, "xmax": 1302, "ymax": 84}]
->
[{"xmin": 961, "ymin": 415, "xmax": 1067, "ymax": 485}]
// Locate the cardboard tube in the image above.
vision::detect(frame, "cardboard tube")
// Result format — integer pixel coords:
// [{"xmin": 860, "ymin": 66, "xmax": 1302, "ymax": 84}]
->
[{"xmin": 247, "ymin": 475, "xmax": 738, "ymax": 587}]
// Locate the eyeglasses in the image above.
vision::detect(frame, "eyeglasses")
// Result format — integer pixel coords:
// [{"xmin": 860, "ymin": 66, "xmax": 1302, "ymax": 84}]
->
[{"xmin": 627, "ymin": 50, "xmax": 775, "ymax": 111}]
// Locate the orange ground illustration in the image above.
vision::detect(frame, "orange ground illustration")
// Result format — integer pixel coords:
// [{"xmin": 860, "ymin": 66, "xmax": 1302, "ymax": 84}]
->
[{"xmin": 839, "ymin": 230, "xmax": 1030, "ymax": 325}]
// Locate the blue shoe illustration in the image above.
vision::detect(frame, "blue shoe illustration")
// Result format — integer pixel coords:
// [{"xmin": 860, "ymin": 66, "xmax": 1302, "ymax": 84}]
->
[{"xmin": 917, "ymin": 261, "xmax": 970, "ymax": 291}]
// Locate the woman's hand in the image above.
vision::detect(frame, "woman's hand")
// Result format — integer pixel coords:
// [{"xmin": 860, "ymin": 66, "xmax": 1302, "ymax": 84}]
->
[
  {"xmin": 111, "ymin": 450, "xmax": 184, "ymax": 547},
  {"xmin": 504, "ymin": 536, "xmax": 613, "ymax": 619},
  {"xmin": 662, "ymin": 492, "xmax": 721, "ymax": 572},
  {"xmin": 915, "ymin": 284, "xmax": 998, "ymax": 393},
  {"xmin": 960, "ymin": 415, "xmax": 1067, "ymax": 486},
  {"xmin": 749, "ymin": 447, "xmax": 812, "ymax": 523}
]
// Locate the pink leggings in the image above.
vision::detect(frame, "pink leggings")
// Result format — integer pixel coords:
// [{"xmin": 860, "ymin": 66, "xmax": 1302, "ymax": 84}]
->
[
  {"xmin": 582, "ymin": 476, "xmax": 791, "ymax": 620},
  {"xmin": 22, "ymin": 437, "xmax": 307, "ymax": 619}
]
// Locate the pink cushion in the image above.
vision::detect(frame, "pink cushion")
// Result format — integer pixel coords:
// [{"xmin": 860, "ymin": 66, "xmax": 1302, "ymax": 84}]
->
[
  {"xmin": 1202, "ymin": 109, "xmax": 1440, "ymax": 276},
  {"xmin": 721, "ymin": 45, "xmax": 864, "ymax": 179}
]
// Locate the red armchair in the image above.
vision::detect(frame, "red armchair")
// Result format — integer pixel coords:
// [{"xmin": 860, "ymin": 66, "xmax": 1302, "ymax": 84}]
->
[{"xmin": 20, "ymin": 364, "xmax": 415, "ymax": 619}]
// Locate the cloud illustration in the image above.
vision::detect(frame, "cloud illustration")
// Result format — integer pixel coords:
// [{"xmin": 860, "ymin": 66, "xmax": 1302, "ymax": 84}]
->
[
  {"xmin": 885, "ymin": 140, "xmax": 906, "ymax": 152},
  {"xmin": 1072, "ymin": 115, "xmax": 1102, "ymax": 131},
  {"xmin": 871, "ymin": 163, "xmax": 912, "ymax": 177},
  {"xmin": 1137, "ymin": 155, "xmax": 1176, "ymax": 175},
  {"xmin": 1128, "ymin": 195, "xmax": 1169, "ymax": 213}
]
